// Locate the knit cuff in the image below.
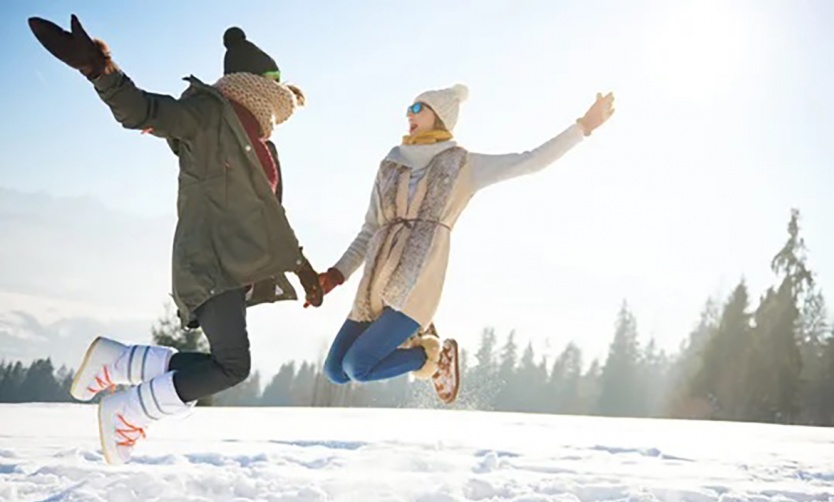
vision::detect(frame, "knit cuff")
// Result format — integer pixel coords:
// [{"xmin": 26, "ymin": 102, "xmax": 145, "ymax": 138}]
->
[{"xmin": 332, "ymin": 259, "xmax": 358, "ymax": 283}]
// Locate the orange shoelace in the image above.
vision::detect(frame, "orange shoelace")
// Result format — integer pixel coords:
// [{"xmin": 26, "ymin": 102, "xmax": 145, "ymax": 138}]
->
[
  {"xmin": 86, "ymin": 366, "xmax": 116, "ymax": 395},
  {"xmin": 115, "ymin": 413, "xmax": 146, "ymax": 447}
]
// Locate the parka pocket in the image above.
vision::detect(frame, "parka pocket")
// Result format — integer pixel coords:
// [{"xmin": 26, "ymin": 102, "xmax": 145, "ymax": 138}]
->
[{"xmin": 213, "ymin": 204, "xmax": 271, "ymax": 281}]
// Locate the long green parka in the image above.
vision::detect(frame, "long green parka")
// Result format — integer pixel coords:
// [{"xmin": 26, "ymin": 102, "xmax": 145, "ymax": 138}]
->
[{"xmin": 92, "ymin": 70, "xmax": 310, "ymax": 326}]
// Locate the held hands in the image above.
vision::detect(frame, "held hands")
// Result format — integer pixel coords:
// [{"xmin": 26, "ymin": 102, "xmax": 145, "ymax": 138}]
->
[
  {"xmin": 28, "ymin": 14, "xmax": 112, "ymax": 80},
  {"xmin": 577, "ymin": 92, "xmax": 615, "ymax": 136},
  {"xmin": 293, "ymin": 248, "xmax": 324, "ymax": 308},
  {"xmin": 303, "ymin": 268, "xmax": 344, "ymax": 309}
]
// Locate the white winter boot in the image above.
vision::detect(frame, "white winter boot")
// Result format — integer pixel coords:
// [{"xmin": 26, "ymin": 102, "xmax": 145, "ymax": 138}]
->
[
  {"xmin": 98, "ymin": 370, "xmax": 193, "ymax": 465},
  {"xmin": 70, "ymin": 336, "xmax": 177, "ymax": 402}
]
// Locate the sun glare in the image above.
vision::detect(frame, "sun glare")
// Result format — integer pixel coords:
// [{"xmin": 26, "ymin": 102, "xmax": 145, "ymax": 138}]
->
[{"xmin": 643, "ymin": 2, "xmax": 750, "ymax": 99}]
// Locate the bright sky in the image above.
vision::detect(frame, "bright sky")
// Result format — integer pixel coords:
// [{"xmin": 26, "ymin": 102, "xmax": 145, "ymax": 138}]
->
[{"xmin": 2, "ymin": 0, "xmax": 834, "ymax": 374}]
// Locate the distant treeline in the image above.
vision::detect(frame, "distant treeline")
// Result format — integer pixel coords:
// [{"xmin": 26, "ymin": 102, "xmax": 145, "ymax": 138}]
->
[{"xmin": 3, "ymin": 209, "xmax": 833, "ymax": 426}]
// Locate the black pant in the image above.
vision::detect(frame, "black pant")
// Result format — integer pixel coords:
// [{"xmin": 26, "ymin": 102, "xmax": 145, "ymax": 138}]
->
[{"xmin": 168, "ymin": 288, "xmax": 251, "ymax": 403}]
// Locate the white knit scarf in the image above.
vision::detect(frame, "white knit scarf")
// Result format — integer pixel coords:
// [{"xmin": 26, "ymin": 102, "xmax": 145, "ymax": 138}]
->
[{"xmin": 384, "ymin": 141, "xmax": 458, "ymax": 202}]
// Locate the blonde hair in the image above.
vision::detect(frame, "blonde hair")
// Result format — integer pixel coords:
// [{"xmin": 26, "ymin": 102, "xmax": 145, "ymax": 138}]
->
[{"xmin": 422, "ymin": 103, "xmax": 446, "ymax": 130}]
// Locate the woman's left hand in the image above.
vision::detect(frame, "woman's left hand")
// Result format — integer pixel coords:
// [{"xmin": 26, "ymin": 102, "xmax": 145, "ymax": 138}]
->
[{"xmin": 577, "ymin": 92, "xmax": 615, "ymax": 136}]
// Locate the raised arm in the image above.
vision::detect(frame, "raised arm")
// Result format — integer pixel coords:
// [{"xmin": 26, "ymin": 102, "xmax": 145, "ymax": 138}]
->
[
  {"xmin": 92, "ymin": 72, "xmax": 211, "ymax": 139},
  {"xmin": 29, "ymin": 15, "xmax": 209, "ymax": 139},
  {"xmin": 469, "ymin": 123, "xmax": 585, "ymax": 192},
  {"xmin": 469, "ymin": 92, "xmax": 615, "ymax": 193}
]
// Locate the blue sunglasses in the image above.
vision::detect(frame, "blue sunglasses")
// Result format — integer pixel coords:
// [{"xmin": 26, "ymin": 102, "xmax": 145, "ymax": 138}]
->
[{"xmin": 407, "ymin": 102, "xmax": 426, "ymax": 115}]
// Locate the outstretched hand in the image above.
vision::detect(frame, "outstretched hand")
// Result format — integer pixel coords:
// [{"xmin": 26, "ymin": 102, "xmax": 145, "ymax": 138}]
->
[
  {"xmin": 28, "ymin": 14, "xmax": 110, "ymax": 79},
  {"xmin": 577, "ymin": 92, "xmax": 615, "ymax": 136}
]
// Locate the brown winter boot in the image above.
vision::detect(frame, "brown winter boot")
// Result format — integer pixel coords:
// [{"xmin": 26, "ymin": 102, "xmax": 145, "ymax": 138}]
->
[
  {"xmin": 403, "ymin": 324, "xmax": 441, "ymax": 380},
  {"xmin": 403, "ymin": 324, "xmax": 460, "ymax": 404}
]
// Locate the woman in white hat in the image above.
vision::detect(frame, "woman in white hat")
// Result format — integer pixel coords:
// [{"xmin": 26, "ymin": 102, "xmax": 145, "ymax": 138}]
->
[{"xmin": 314, "ymin": 84, "xmax": 614, "ymax": 403}]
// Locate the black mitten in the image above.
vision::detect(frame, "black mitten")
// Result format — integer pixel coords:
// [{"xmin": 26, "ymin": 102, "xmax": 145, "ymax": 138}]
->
[
  {"xmin": 28, "ymin": 14, "xmax": 112, "ymax": 79},
  {"xmin": 294, "ymin": 248, "xmax": 323, "ymax": 308}
]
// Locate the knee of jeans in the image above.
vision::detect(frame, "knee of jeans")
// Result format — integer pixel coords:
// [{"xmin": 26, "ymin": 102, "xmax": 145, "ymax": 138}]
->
[
  {"xmin": 323, "ymin": 361, "xmax": 350, "ymax": 385},
  {"xmin": 215, "ymin": 349, "xmax": 251, "ymax": 386},
  {"xmin": 342, "ymin": 349, "xmax": 373, "ymax": 382}
]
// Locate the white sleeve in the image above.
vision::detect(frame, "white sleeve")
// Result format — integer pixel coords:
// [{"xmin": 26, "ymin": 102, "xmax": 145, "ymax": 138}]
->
[
  {"xmin": 469, "ymin": 122, "xmax": 585, "ymax": 193},
  {"xmin": 333, "ymin": 180, "xmax": 380, "ymax": 280}
]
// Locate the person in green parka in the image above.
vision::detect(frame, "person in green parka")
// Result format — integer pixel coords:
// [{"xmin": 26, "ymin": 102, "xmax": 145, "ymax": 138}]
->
[{"xmin": 28, "ymin": 14, "xmax": 323, "ymax": 465}]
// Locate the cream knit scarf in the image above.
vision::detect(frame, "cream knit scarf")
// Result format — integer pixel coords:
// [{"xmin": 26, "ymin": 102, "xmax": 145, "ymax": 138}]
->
[{"xmin": 213, "ymin": 72, "xmax": 297, "ymax": 138}]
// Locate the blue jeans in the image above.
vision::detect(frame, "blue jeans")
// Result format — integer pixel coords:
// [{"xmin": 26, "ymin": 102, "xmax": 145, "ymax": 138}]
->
[{"xmin": 324, "ymin": 307, "xmax": 427, "ymax": 384}]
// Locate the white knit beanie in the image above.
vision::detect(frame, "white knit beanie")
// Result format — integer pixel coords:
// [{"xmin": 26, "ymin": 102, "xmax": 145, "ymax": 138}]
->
[{"xmin": 413, "ymin": 83, "xmax": 469, "ymax": 131}]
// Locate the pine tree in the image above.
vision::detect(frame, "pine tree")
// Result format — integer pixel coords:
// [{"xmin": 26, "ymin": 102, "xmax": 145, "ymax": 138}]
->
[
  {"xmin": 495, "ymin": 331, "xmax": 518, "ymax": 410},
  {"xmin": 308, "ymin": 350, "xmax": 356, "ymax": 408},
  {"xmin": 291, "ymin": 362, "xmax": 317, "ymax": 406},
  {"xmin": 59, "ymin": 367, "xmax": 75, "ymax": 401},
  {"xmin": 0, "ymin": 362, "xmax": 26, "ymax": 403},
  {"xmin": 0, "ymin": 361, "xmax": 8, "ymax": 402},
  {"xmin": 468, "ymin": 327, "xmax": 501, "ymax": 410},
  {"xmin": 771, "ymin": 209, "xmax": 813, "ymax": 298},
  {"xmin": 597, "ymin": 301, "xmax": 643, "ymax": 417},
  {"xmin": 534, "ymin": 355, "xmax": 550, "ymax": 413},
  {"xmin": 579, "ymin": 359, "xmax": 602, "ymax": 415},
  {"xmin": 744, "ymin": 209, "xmax": 810, "ymax": 423},
  {"xmin": 214, "ymin": 371, "xmax": 262, "ymax": 406},
  {"xmin": 744, "ymin": 286, "xmax": 801, "ymax": 422},
  {"xmin": 261, "ymin": 362, "xmax": 296, "ymax": 406},
  {"xmin": 150, "ymin": 303, "xmax": 212, "ymax": 405},
  {"xmin": 667, "ymin": 298, "xmax": 720, "ymax": 418},
  {"xmin": 514, "ymin": 341, "xmax": 544, "ymax": 412},
  {"xmin": 151, "ymin": 304, "xmax": 209, "ymax": 353},
  {"xmin": 21, "ymin": 359, "xmax": 63, "ymax": 402},
  {"xmin": 549, "ymin": 342, "xmax": 583, "ymax": 414},
  {"xmin": 640, "ymin": 339, "xmax": 670, "ymax": 417},
  {"xmin": 816, "ymin": 329, "xmax": 834, "ymax": 425},
  {"xmin": 459, "ymin": 348, "xmax": 470, "ymax": 381},
  {"xmin": 690, "ymin": 281, "xmax": 751, "ymax": 420},
  {"xmin": 796, "ymin": 287, "xmax": 829, "ymax": 424}
]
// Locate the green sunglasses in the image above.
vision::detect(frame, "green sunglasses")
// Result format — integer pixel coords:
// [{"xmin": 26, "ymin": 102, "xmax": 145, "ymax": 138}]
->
[{"xmin": 263, "ymin": 70, "xmax": 281, "ymax": 82}]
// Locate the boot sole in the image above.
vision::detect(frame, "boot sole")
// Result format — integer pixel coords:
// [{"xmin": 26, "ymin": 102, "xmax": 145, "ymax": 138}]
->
[
  {"xmin": 435, "ymin": 339, "xmax": 460, "ymax": 405},
  {"xmin": 446, "ymin": 339, "xmax": 460, "ymax": 404},
  {"xmin": 97, "ymin": 400, "xmax": 111, "ymax": 465},
  {"xmin": 70, "ymin": 336, "xmax": 105, "ymax": 401},
  {"xmin": 70, "ymin": 336, "xmax": 126, "ymax": 402},
  {"xmin": 98, "ymin": 395, "xmax": 123, "ymax": 466}
]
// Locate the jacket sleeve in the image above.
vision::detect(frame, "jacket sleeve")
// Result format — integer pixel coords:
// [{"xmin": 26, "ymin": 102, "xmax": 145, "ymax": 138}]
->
[
  {"xmin": 91, "ymin": 70, "xmax": 210, "ymax": 139},
  {"xmin": 333, "ymin": 179, "xmax": 381, "ymax": 280},
  {"xmin": 468, "ymin": 122, "xmax": 585, "ymax": 193}
]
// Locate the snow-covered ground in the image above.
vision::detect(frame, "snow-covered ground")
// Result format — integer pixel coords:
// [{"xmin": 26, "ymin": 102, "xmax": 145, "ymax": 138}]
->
[{"xmin": 0, "ymin": 404, "xmax": 832, "ymax": 501}]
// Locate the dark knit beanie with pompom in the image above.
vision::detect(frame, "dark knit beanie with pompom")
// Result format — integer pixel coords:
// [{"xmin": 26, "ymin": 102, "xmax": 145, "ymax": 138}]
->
[{"xmin": 223, "ymin": 27, "xmax": 280, "ymax": 79}]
